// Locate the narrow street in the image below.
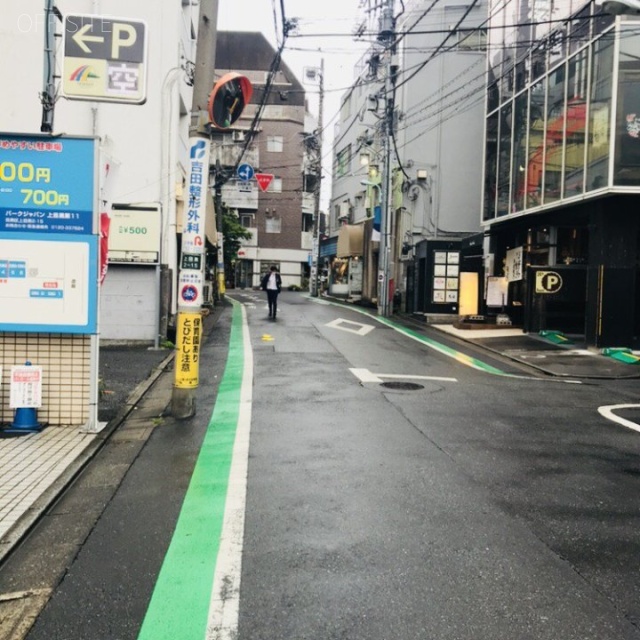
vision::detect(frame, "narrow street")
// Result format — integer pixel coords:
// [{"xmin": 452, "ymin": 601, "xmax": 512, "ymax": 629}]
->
[{"xmin": 2, "ymin": 292, "xmax": 640, "ymax": 639}]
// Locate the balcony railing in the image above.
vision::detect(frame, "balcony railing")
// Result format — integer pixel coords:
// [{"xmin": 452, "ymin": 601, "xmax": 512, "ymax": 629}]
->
[{"xmin": 302, "ymin": 192, "xmax": 315, "ymax": 214}]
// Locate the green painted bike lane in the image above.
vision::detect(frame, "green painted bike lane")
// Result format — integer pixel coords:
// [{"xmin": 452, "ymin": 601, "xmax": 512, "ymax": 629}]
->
[{"xmin": 137, "ymin": 300, "xmax": 245, "ymax": 640}]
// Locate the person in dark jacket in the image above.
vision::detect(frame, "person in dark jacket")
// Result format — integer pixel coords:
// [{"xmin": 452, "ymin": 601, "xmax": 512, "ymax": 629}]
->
[{"xmin": 260, "ymin": 265, "xmax": 282, "ymax": 319}]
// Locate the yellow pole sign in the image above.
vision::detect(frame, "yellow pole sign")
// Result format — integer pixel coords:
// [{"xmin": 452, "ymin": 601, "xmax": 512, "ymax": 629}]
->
[{"xmin": 174, "ymin": 312, "xmax": 203, "ymax": 389}]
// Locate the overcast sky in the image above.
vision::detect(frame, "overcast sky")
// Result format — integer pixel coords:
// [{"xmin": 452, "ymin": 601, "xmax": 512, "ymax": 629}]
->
[{"xmin": 217, "ymin": 0, "xmax": 371, "ymax": 207}]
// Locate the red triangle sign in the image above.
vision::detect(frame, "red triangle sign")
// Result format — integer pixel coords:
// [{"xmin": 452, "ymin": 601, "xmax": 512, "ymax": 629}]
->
[{"xmin": 255, "ymin": 173, "xmax": 274, "ymax": 192}]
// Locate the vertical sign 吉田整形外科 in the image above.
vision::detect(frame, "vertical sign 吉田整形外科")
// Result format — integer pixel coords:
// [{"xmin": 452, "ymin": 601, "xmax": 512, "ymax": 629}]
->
[{"xmin": 178, "ymin": 138, "xmax": 210, "ymax": 309}]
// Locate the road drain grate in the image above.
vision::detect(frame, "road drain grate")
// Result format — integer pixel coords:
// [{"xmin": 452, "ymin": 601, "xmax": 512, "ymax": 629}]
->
[{"xmin": 380, "ymin": 381, "xmax": 424, "ymax": 391}]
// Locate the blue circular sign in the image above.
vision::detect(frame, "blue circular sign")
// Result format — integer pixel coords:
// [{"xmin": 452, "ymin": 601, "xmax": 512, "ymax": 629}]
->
[
  {"xmin": 237, "ymin": 163, "xmax": 255, "ymax": 182},
  {"xmin": 181, "ymin": 284, "xmax": 199, "ymax": 302}
]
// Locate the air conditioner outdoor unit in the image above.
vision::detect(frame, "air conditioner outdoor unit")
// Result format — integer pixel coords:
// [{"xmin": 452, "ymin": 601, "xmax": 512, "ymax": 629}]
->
[{"xmin": 338, "ymin": 202, "xmax": 350, "ymax": 219}]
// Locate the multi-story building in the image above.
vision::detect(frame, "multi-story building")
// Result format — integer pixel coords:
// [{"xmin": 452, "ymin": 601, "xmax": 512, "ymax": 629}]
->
[
  {"xmin": 214, "ymin": 32, "xmax": 309, "ymax": 289},
  {"xmin": 0, "ymin": 0, "xmax": 201, "ymax": 343},
  {"xmin": 329, "ymin": 0, "xmax": 487, "ymax": 313},
  {"xmin": 482, "ymin": 0, "xmax": 640, "ymax": 347}
]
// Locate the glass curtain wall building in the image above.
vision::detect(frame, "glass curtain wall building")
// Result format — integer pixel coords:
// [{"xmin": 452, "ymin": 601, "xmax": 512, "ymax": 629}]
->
[{"xmin": 482, "ymin": 1, "xmax": 640, "ymax": 347}]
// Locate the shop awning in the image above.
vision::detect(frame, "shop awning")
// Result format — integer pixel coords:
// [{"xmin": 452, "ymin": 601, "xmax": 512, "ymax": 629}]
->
[{"xmin": 337, "ymin": 224, "xmax": 364, "ymax": 258}]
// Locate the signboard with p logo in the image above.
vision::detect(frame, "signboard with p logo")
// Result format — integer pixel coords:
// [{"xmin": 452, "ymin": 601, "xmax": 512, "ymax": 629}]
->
[{"xmin": 535, "ymin": 271, "xmax": 563, "ymax": 294}]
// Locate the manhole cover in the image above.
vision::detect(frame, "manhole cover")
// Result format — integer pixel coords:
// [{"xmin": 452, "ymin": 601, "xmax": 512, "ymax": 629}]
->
[{"xmin": 380, "ymin": 381, "xmax": 424, "ymax": 390}]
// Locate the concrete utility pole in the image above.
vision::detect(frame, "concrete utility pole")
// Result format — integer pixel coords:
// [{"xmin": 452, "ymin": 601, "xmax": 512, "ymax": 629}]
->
[
  {"xmin": 41, "ymin": 0, "xmax": 60, "ymax": 133},
  {"xmin": 171, "ymin": 0, "xmax": 218, "ymax": 419},
  {"xmin": 311, "ymin": 59, "xmax": 325, "ymax": 297},
  {"xmin": 378, "ymin": 0, "xmax": 396, "ymax": 317}
]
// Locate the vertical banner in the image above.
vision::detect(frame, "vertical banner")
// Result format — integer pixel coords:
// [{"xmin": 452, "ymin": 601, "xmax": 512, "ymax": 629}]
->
[
  {"xmin": 178, "ymin": 138, "xmax": 210, "ymax": 309},
  {"xmin": 174, "ymin": 312, "xmax": 202, "ymax": 389},
  {"xmin": 99, "ymin": 212, "xmax": 111, "ymax": 285}
]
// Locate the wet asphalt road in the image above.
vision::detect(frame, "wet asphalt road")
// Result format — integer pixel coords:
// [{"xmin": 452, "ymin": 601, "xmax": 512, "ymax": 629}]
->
[{"xmin": 3, "ymin": 292, "xmax": 640, "ymax": 640}]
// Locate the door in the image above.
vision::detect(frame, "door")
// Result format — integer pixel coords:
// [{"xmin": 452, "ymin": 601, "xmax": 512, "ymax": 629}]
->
[{"xmin": 349, "ymin": 259, "xmax": 363, "ymax": 295}]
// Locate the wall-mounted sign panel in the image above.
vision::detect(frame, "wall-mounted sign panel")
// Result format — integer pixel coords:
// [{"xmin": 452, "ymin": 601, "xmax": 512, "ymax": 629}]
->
[
  {"xmin": 108, "ymin": 207, "xmax": 160, "ymax": 263},
  {"xmin": 221, "ymin": 180, "xmax": 258, "ymax": 209},
  {"xmin": 0, "ymin": 233, "xmax": 98, "ymax": 333},
  {"xmin": 62, "ymin": 15, "xmax": 147, "ymax": 104},
  {"xmin": 0, "ymin": 135, "xmax": 95, "ymax": 234}
]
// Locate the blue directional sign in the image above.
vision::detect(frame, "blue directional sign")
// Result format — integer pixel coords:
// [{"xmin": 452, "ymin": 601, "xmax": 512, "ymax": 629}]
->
[{"xmin": 237, "ymin": 163, "xmax": 254, "ymax": 182}]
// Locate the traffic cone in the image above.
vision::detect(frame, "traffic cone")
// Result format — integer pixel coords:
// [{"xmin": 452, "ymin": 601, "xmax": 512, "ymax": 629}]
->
[{"xmin": 4, "ymin": 407, "xmax": 42, "ymax": 434}]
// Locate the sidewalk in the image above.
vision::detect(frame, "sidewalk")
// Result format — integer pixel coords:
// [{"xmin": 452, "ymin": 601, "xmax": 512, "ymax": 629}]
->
[
  {"xmin": 0, "ymin": 345, "xmax": 173, "ymax": 563},
  {"xmin": 429, "ymin": 323, "xmax": 640, "ymax": 379}
]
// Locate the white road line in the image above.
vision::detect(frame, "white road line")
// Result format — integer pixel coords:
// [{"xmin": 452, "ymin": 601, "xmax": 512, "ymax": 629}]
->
[
  {"xmin": 598, "ymin": 404, "xmax": 640, "ymax": 434},
  {"xmin": 380, "ymin": 373, "xmax": 458, "ymax": 382},
  {"xmin": 206, "ymin": 303, "xmax": 253, "ymax": 640},
  {"xmin": 326, "ymin": 318, "xmax": 375, "ymax": 336},
  {"xmin": 350, "ymin": 368, "xmax": 457, "ymax": 384},
  {"xmin": 350, "ymin": 368, "xmax": 383, "ymax": 383}
]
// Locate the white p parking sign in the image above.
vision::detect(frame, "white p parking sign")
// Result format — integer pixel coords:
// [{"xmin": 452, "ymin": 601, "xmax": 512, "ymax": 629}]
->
[{"xmin": 62, "ymin": 15, "xmax": 148, "ymax": 104}]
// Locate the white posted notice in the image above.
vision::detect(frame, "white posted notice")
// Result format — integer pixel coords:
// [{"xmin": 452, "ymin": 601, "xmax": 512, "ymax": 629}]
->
[{"xmin": 10, "ymin": 366, "xmax": 43, "ymax": 408}]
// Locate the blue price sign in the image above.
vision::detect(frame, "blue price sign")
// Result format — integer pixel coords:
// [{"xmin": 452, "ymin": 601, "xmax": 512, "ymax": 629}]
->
[
  {"xmin": 0, "ymin": 135, "xmax": 95, "ymax": 235},
  {"xmin": 237, "ymin": 163, "xmax": 254, "ymax": 182}
]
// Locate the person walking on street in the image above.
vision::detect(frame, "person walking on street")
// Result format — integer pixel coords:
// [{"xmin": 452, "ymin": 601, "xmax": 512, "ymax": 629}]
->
[{"xmin": 261, "ymin": 265, "xmax": 282, "ymax": 319}]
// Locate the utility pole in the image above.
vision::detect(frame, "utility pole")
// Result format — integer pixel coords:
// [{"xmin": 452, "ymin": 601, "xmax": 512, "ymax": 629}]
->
[
  {"xmin": 378, "ymin": 0, "xmax": 396, "ymax": 317},
  {"xmin": 41, "ymin": 0, "xmax": 60, "ymax": 133},
  {"xmin": 311, "ymin": 59, "xmax": 325, "ymax": 297},
  {"xmin": 171, "ymin": 0, "xmax": 218, "ymax": 419}
]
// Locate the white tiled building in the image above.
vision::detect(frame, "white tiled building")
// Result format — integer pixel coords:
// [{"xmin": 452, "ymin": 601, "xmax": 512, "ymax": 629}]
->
[{"xmin": 0, "ymin": 0, "xmax": 200, "ymax": 342}]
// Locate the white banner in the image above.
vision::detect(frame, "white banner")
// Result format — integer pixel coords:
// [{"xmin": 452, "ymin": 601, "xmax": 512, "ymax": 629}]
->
[{"xmin": 182, "ymin": 138, "xmax": 211, "ymax": 255}]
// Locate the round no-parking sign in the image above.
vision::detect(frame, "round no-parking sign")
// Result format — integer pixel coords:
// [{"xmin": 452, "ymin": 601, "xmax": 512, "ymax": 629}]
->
[{"xmin": 181, "ymin": 284, "xmax": 199, "ymax": 304}]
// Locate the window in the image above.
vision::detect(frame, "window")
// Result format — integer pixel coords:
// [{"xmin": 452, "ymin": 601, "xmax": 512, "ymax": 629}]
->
[
  {"xmin": 240, "ymin": 214, "xmax": 253, "ymax": 227},
  {"xmin": 336, "ymin": 146, "xmax": 351, "ymax": 177},
  {"xmin": 615, "ymin": 26, "xmax": 640, "ymax": 185},
  {"xmin": 267, "ymin": 136, "xmax": 284, "ymax": 152},
  {"xmin": 483, "ymin": 111, "xmax": 498, "ymax": 220},
  {"xmin": 269, "ymin": 177, "xmax": 283, "ymax": 193},
  {"xmin": 302, "ymin": 213, "xmax": 313, "ymax": 232},
  {"xmin": 587, "ymin": 34, "xmax": 614, "ymax": 191},
  {"xmin": 266, "ymin": 217, "xmax": 281, "ymax": 233},
  {"xmin": 544, "ymin": 64, "xmax": 566, "ymax": 203},
  {"xmin": 496, "ymin": 104, "xmax": 512, "ymax": 216},
  {"xmin": 456, "ymin": 28, "xmax": 487, "ymax": 51},
  {"xmin": 340, "ymin": 94, "xmax": 351, "ymax": 121}
]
